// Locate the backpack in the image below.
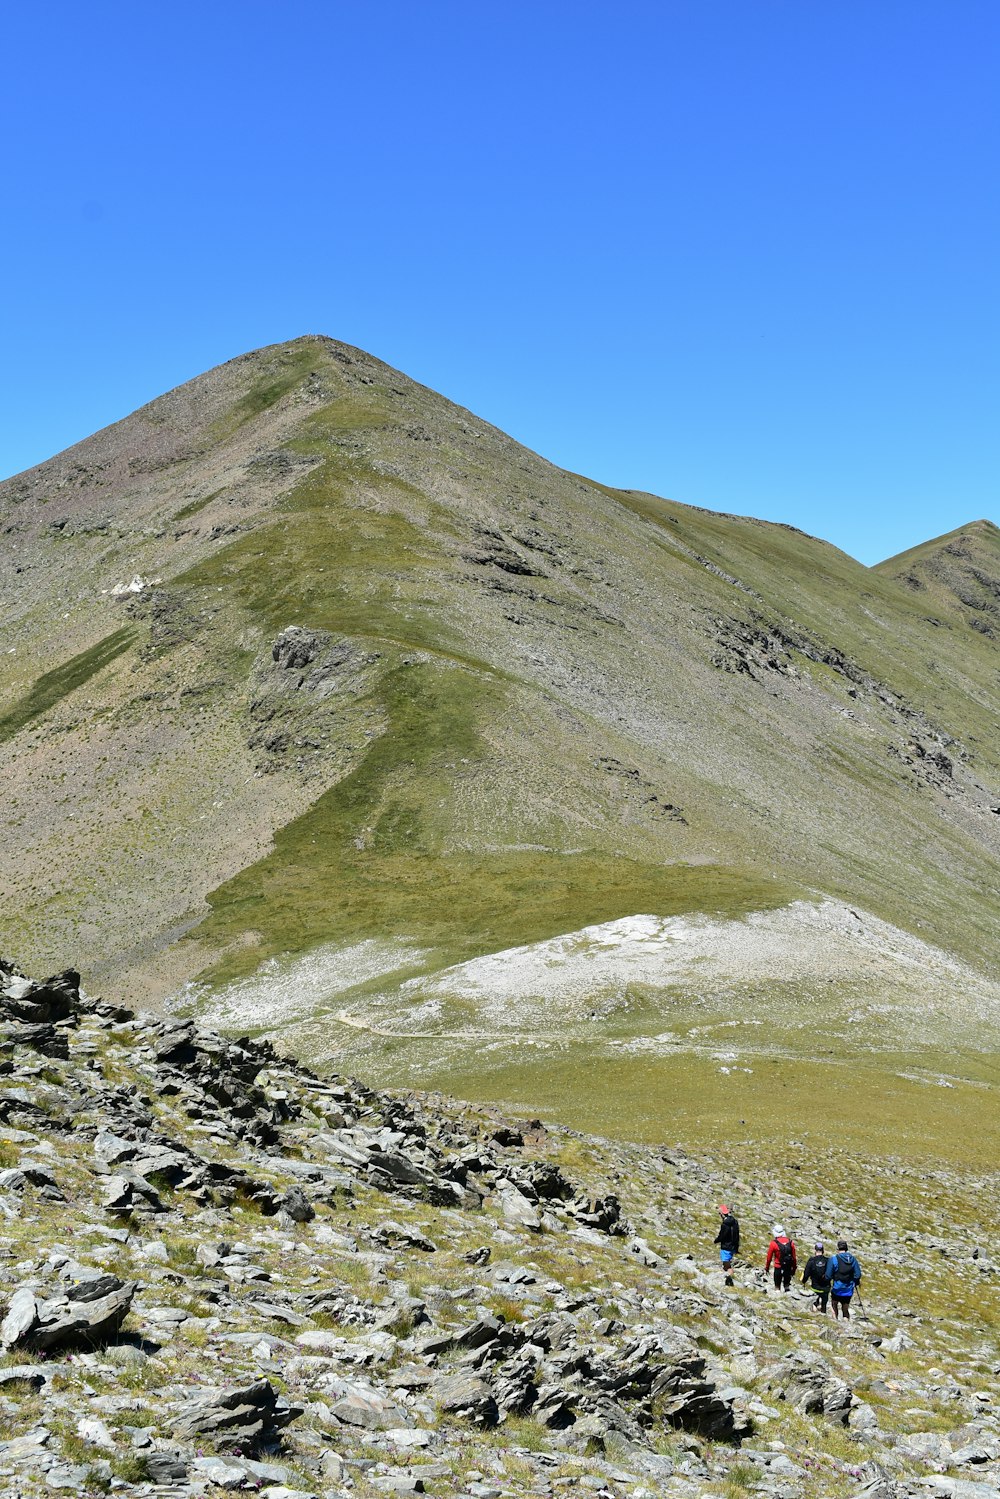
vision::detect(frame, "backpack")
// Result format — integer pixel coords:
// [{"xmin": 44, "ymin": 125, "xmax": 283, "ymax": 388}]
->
[
  {"xmin": 835, "ymin": 1252, "xmax": 856, "ymax": 1284},
  {"xmin": 778, "ymin": 1239, "xmax": 793, "ymax": 1270},
  {"xmin": 812, "ymin": 1254, "xmax": 829, "ymax": 1283}
]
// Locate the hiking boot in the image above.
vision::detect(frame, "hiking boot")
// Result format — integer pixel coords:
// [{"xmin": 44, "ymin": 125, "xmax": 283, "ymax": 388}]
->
[{"xmin": 725, "ymin": 1274, "xmax": 734, "ymax": 1287}]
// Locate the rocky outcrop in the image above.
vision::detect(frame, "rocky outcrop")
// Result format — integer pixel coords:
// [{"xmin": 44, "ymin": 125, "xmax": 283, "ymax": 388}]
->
[
  {"xmin": 171, "ymin": 1378, "xmax": 302, "ymax": 1451},
  {"xmin": 2, "ymin": 1271, "xmax": 136, "ymax": 1353}
]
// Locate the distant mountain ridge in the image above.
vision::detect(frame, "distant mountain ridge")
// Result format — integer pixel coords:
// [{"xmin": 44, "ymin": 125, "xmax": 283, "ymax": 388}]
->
[{"xmin": 1, "ymin": 336, "xmax": 998, "ymax": 1035}]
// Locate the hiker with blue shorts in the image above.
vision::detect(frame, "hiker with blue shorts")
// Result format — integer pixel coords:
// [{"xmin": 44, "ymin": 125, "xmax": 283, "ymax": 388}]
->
[
  {"xmin": 714, "ymin": 1204, "xmax": 740, "ymax": 1287},
  {"xmin": 829, "ymin": 1238, "xmax": 862, "ymax": 1320}
]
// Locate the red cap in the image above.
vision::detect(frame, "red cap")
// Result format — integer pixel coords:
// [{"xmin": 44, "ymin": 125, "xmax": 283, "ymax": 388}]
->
[{"xmin": 719, "ymin": 1204, "xmax": 729, "ymax": 1215}]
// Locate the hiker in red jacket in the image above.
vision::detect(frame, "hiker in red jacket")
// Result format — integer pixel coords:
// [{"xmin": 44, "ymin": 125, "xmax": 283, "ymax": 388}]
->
[{"xmin": 765, "ymin": 1224, "xmax": 797, "ymax": 1291}]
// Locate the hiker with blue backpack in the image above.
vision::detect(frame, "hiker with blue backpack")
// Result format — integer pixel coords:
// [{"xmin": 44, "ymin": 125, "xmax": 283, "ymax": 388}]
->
[
  {"xmin": 765, "ymin": 1224, "xmax": 797, "ymax": 1290},
  {"xmin": 828, "ymin": 1238, "xmax": 862, "ymax": 1319}
]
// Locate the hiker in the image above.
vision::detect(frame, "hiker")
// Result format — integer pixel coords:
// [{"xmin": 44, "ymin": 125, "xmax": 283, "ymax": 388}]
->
[
  {"xmin": 829, "ymin": 1239, "xmax": 862, "ymax": 1320},
  {"xmin": 802, "ymin": 1240, "xmax": 831, "ymax": 1312},
  {"xmin": 765, "ymin": 1224, "xmax": 796, "ymax": 1290},
  {"xmin": 713, "ymin": 1203, "xmax": 740, "ymax": 1286}
]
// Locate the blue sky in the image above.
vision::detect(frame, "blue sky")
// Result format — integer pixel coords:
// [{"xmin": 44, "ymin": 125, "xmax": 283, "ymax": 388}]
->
[{"xmin": 2, "ymin": 2, "xmax": 996, "ymax": 564}]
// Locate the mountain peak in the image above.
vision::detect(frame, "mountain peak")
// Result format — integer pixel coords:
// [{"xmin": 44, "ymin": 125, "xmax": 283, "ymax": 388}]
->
[
  {"xmin": 876, "ymin": 516, "xmax": 1000, "ymax": 631},
  {"xmin": 2, "ymin": 341, "xmax": 999, "ymax": 1064},
  {"xmin": 2, "ymin": 337, "xmax": 1000, "ymax": 1182},
  {"xmin": 878, "ymin": 516, "xmax": 1000, "ymax": 565}
]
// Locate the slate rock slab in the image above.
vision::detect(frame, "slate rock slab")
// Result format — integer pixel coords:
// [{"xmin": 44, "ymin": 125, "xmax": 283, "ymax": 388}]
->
[
  {"xmin": 2, "ymin": 1273, "xmax": 136, "ymax": 1352},
  {"xmin": 435, "ymin": 1370, "xmax": 500, "ymax": 1427},
  {"xmin": 172, "ymin": 1378, "xmax": 303, "ymax": 1452}
]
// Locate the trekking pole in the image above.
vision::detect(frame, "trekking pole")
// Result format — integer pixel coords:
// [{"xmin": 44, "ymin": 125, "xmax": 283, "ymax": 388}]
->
[{"xmin": 855, "ymin": 1289, "xmax": 869, "ymax": 1321}]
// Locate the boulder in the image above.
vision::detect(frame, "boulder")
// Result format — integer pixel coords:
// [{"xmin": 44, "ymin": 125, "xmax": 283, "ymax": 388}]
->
[
  {"xmin": 2, "ymin": 1022, "xmax": 69, "ymax": 1058},
  {"xmin": 496, "ymin": 1184, "xmax": 542, "ymax": 1231},
  {"xmin": 101, "ymin": 1172, "xmax": 164, "ymax": 1213},
  {"xmin": 2, "ymin": 1274, "xmax": 136, "ymax": 1352},
  {"xmin": 172, "ymin": 1378, "xmax": 302, "ymax": 1452},
  {"xmin": 0, "ymin": 1364, "xmax": 49, "ymax": 1392},
  {"xmin": 371, "ymin": 1220, "xmax": 436, "ymax": 1252},
  {"xmin": 768, "ymin": 1350, "xmax": 854, "ymax": 1424},
  {"xmin": 368, "ymin": 1150, "xmax": 428, "ymax": 1187},
  {"xmin": 190, "ymin": 1454, "xmax": 250, "ymax": 1488},
  {"xmin": 489, "ymin": 1356, "xmax": 538, "ymax": 1417},
  {"xmin": 455, "ymin": 1313, "xmax": 508, "ymax": 1351},
  {"xmin": 0, "ymin": 967, "xmax": 80, "ymax": 1024},
  {"xmin": 656, "ymin": 1379, "xmax": 748, "ymax": 1440},
  {"xmin": 533, "ymin": 1384, "xmax": 578, "ymax": 1428},
  {"xmin": 569, "ymin": 1192, "xmax": 624, "ymax": 1234},
  {"xmin": 879, "ymin": 1329, "xmax": 915, "ymax": 1353},
  {"xmin": 519, "ymin": 1159, "xmax": 573, "ymax": 1200},
  {"xmin": 627, "ymin": 1235, "xmax": 663, "ymax": 1267},
  {"xmin": 434, "ymin": 1370, "xmax": 500, "ymax": 1427},
  {"xmin": 326, "ymin": 1377, "xmax": 409, "ymax": 1430},
  {"xmin": 0, "ymin": 1287, "xmax": 38, "ymax": 1347},
  {"xmin": 279, "ymin": 1185, "xmax": 315, "ymax": 1223},
  {"xmin": 76, "ymin": 1417, "xmax": 115, "ymax": 1450},
  {"xmin": 144, "ymin": 1451, "xmax": 190, "ymax": 1484}
]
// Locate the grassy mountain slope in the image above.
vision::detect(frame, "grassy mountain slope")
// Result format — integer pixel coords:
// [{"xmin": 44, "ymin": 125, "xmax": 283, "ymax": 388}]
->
[{"xmin": 1, "ymin": 336, "xmax": 998, "ymax": 1152}]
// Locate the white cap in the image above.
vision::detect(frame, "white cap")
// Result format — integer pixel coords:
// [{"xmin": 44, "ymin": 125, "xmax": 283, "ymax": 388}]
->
[{"xmin": 773, "ymin": 1224, "xmax": 785, "ymax": 1236}]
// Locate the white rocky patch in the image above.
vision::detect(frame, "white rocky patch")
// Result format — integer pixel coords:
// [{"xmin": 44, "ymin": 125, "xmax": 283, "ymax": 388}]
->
[
  {"xmin": 191, "ymin": 898, "xmax": 1000, "ymax": 1058},
  {"xmin": 392, "ymin": 898, "xmax": 998, "ymax": 1033},
  {"xmin": 107, "ymin": 573, "xmax": 161, "ymax": 597},
  {"xmin": 184, "ymin": 938, "xmax": 429, "ymax": 1033}
]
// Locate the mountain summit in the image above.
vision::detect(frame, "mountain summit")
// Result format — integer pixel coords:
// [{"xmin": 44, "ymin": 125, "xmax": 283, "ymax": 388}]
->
[
  {"xmin": 877, "ymin": 518, "xmax": 1000, "ymax": 634},
  {"xmin": 1, "ymin": 337, "xmax": 998, "ymax": 1145}
]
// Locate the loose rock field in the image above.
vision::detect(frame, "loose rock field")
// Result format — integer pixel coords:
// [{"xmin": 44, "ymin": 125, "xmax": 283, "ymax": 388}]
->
[{"xmin": 1, "ymin": 957, "xmax": 998, "ymax": 1499}]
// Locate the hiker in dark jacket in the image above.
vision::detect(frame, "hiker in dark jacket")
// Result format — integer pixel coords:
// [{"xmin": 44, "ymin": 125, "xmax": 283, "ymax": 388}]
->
[
  {"xmin": 713, "ymin": 1204, "xmax": 740, "ymax": 1286},
  {"xmin": 802, "ymin": 1240, "xmax": 831, "ymax": 1313},
  {"xmin": 765, "ymin": 1224, "xmax": 796, "ymax": 1290},
  {"xmin": 829, "ymin": 1239, "xmax": 862, "ymax": 1319}
]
